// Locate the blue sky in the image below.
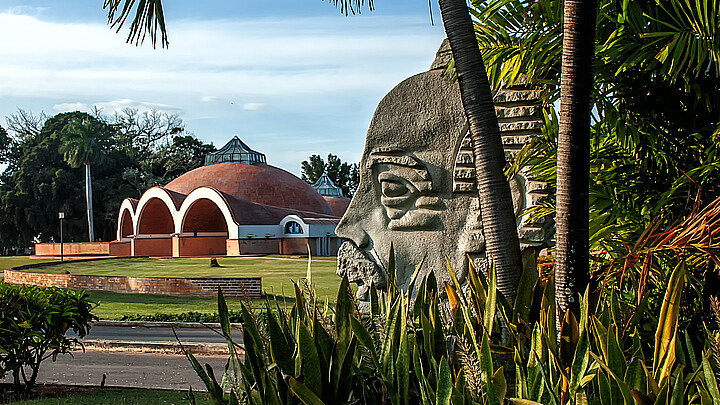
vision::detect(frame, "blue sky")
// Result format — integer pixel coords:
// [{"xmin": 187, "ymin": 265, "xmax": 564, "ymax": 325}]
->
[{"xmin": 0, "ymin": 1, "xmax": 447, "ymax": 175}]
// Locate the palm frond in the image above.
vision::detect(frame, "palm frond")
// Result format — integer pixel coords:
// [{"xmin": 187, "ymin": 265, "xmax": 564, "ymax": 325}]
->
[
  {"xmin": 104, "ymin": 0, "xmax": 168, "ymax": 48},
  {"xmin": 326, "ymin": 0, "xmax": 374, "ymax": 15}
]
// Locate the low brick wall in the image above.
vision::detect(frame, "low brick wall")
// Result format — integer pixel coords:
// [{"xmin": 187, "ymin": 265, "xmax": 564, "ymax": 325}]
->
[
  {"xmin": 4, "ymin": 266, "xmax": 262, "ymax": 299},
  {"xmin": 35, "ymin": 241, "xmax": 131, "ymax": 257}
]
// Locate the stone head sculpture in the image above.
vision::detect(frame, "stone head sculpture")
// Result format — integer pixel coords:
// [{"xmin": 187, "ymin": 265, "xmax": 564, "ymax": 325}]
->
[
  {"xmin": 336, "ymin": 68, "xmax": 491, "ymax": 301},
  {"xmin": 336, "ymin": 42, "xmax": 551, "ymax": 304}
]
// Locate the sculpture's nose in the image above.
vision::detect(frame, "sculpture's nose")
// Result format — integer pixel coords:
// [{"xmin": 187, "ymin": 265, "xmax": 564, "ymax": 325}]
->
[{"xmin": 335, "ymin": 215, "xmax": 370, "ymax": 249}]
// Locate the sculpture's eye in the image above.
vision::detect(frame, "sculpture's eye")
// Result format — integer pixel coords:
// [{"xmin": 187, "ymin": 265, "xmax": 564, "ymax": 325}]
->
[{"xmin": 381, "ymin": 180, "xmax": 409, "ymax": 198}]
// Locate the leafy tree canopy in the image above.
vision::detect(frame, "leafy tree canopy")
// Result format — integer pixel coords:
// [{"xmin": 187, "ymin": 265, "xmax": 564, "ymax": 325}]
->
[
  {"xmin": 301, "ymin": 154, "xmax": 359, "ymax": 197},
  {"xmin": 0, "ymin": 109, "xmax": 214, "ymax": 252}
]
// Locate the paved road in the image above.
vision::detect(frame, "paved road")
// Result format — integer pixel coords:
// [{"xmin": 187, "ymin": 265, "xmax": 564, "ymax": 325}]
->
[
  {"xmin": 36, "ymin": 351, "xmax": 230, "ymax": 391},
  {"xmin": 74, "ymin": 325, "xmax": 238, "ymax": 345}
]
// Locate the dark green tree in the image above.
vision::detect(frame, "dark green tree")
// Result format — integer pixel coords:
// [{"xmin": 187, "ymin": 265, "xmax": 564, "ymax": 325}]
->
[
  {"xmin": 0, "ymin": 125, "xmax": 10, "ymax": 164},
  {"xmin": 301, "ymin": 154, "xmax": 359, "ymax": 197},
  {"xmin": 0, "ymin": 112, "xmax": 136, "ymax": 249},
  {"xmin": 58, "ymin": 117, "xmax": 108, "ymax": 242}
]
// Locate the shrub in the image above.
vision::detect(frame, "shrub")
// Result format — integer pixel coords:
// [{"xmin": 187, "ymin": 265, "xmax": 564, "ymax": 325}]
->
[{"xmin": 0, "ymin": 282, "xmax": 96, "ymax": 392}]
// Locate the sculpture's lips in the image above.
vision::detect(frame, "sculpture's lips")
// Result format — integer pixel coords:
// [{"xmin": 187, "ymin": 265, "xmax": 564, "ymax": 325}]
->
[{"xmin": 336, "ymin": 241, "xmax": 387, "ymax": 298}]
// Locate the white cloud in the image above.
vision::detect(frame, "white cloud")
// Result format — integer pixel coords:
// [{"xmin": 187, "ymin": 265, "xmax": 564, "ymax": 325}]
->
[
  {"xmin": 0, "ymin": 10, "xmax": 445, "ymax": 174},
  {"xmin": 53, "ymin": 102, "xmax": 89, "ymax": 112},
  {"xmin": 242, "ymin": 102, "xmax": 265, "ymax": 111}
]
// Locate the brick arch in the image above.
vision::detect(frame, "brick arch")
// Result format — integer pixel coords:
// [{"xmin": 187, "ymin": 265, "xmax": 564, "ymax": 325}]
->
[
  {"xmin": 182, "ymin": 199, "xmax": 229, "ymax": 233},
  {"xmin": 137, "ymin": 198, "xmax": 174, "ymax": 234},
  {"xmin": 177, "ymin": 197, "xmax": 230, "ymax": 256},
  {"xmin": 119, "ymin": 209, "xmax": 133, "ymax": 240}
]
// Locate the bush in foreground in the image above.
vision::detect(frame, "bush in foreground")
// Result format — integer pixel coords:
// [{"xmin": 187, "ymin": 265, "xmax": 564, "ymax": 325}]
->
[{"xmin": 0, "ymin": 283, "xmax": 96, "ymax": 393}]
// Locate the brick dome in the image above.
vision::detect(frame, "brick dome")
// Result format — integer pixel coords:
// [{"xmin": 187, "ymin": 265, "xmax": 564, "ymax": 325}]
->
[{"xmin": 164, "ymin": 162, "xmax": 335, "ymax": 216}]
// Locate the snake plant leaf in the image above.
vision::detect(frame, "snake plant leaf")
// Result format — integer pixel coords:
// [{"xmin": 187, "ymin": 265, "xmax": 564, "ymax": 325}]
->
[
  {"xmin": 381, "ymin": 299, "xmax": 402, "ymax": 384},
  {"xmin": 531, "ymin": 351, "xmax": 560, "ymax": 405},
  {"xmin": 568, "ymin": 319, "xmax": 590, "ymax": 397},
  {"xmin": 630, "ymin": 389, "xmax": 655, "ymax": 405},
  {"xmin": 669, "ymin": 370, "xmax": 684, "ymax": 405},
  {"xmin": 370, "ymin": 283, "xmax": 380, "ymax": 318},
  {"xmin": 388, "ymin": 242, "xmax": 397, "ymax": 296},
  {"xmin": 607, "ymin": 325, "xmax": 626, "ymax": 379},
  {"xmin": 444, "ymin": 281, "xmax": 461, "ymax": 320},
  {"xmin": 514, "ymin": 346, "xmax": 528, "ymax": 398},
  {"xmin": 185, "ymin": 350, "xmax": 224, "ymax": 403},
  {"xmin": 287, "ymin": 376, "xmax": 325, "ymax": 405},
  {"xmin": 484, "ymin": 263, "xmax": 498, "ymax": 335},
  {"xmin": 446, "ymin": 258, "xmax": 467, "ymax": 306},
  {"xmin": 560, "ymin": 309, "xmax": 579, "ymax": 369},
  {"xmin": 314, "ymin": 314, "xmax": 333, "ymax": 376},
  {"xmin": 493, "ymin": 366, "xmax": 507, "ymax": 401},
  {"xmin": 407, "ymin": 252, "xmax": 427, "ymax": 296},
  {"xmin": 514, "ymin": 249, "xmax": 538, "ymax": 324},
  {"xmin": 701, "ymin": 350, "xmax": 720, "ymax": 402},
  {"xmin": 204, "ymin": 363, "xmax": 228, "ymax": 403},
  {"xmin": 413, "ymin": 343, "xmax": 433, "ymax": 404},
  {"xmin": 397, "ymin": 314, "xmax": 410, "ymax": 405},
  {"xmin": 336, "ymin": 335, "xmax": 357, "ymax": 403},
  {"xmin": 335, "ymin": 274, "xmax": 352, "ymax": 353},
  {"xmin": 684, "ymin": 330, "xmax": 699, "ymax": 372},
  {"xmin": 654, "ymin": 261, "xmax": 685, "ymax": 384},
  {"xmin": 350, "ymin": 314, "xmax": 380, "ymax": 370},
  {"xmin": 217, "ymin": 288, "xmax": 232, "ymax": 343},
  {"xmin": 298, "ymin": 322, "xmax": 322, "ymax": 399},
  {"xmin": 590, "ymin": 352, "xmax": 633, "ymax": 404},
  {"xmin": 699, "ymin": 387, "xmax": 713, "ymax": 405},
  {"xmin": 294, "ymin": 283, "xmax": 306, "ymax": 323},
  {"xmin": 237, "ymin": 360, "xmax": 257, "ymax": 404},
  {"xmin": 466, "ymin": 256, "xmax": 487, "ymax": 322},
  {"xmin": 228, "ymin": 390, "xmax": 240, "ymax": 405},
  {"xmin": 306, "ymin": 243, "xmax": 312, "ymax": 286},
  {"xmin": 508, "ymin": 399, "xmax": 543, "ymax": 405},
  {"xmin": 436, "ymin": 357, "xmax": 452, "ymax": 405},
  {"xmin": 266, "ymin": 301, "xmax": 294, "ymax": 377},
  {"xmin": 624, "ymin": 357, "xmax": 647, "ymax": 394}
]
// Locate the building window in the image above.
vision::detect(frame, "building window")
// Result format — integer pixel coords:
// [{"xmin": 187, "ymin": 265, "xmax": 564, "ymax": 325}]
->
[{"xmin": 285, "ymin": 221, "xmax": 302, "ymax": 234}]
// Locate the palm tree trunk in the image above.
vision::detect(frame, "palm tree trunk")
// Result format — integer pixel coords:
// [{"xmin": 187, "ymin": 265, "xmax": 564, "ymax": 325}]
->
[
  {"xmin": 438, "ymin": 0, "xmax": 523, "ymax": 304},
  {"xmin": 85, "ymin": 163, "xmax": 95, "ymax": 242},
  {"xmin": 555, "ymin": 0, "xmax": 597, "ymax": 313}
]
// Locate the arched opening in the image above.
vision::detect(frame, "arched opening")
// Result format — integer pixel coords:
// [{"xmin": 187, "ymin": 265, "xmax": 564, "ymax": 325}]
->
[
  {"xmin": 179, "ymin": 198, "xmax": 229, "ymax": 256},
  {"xmin": 119, "ymin": 210, "xmax": 133, "ymax": 240},
  {"xmin": 134, "ymin": 198, "xmax": 174, "ymax": 256},
  {"xmin": 285, "ymin": 221, "xmax": 303, "ymax": 234}
]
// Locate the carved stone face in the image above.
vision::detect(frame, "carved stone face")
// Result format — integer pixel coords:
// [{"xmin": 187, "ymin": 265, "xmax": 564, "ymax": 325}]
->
[{"xmin": 336, "ymin": 70, "xmax": 487, "ymax": 301}]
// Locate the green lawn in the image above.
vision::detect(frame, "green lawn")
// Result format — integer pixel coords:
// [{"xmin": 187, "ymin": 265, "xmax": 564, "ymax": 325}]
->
[
  {"xmin": 20, "ymin": 256, "xmax": 342, "ymax": 320},
  {"xmin": 87, "ymin": 290, "xmax": 278, "ymax": 320},
  {"xmin": 0, "ymin": 256, "xmax": 54, "ymax": 270},
  {"xmin": 10, "ymin": 388, "xmax": 213, "ymax": 404}
]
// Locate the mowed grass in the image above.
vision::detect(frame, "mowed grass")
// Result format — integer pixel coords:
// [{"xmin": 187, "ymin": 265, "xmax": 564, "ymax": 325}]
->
[
  {"xmin": 25, "ymin": 256, "xmax": 341, "ymax": 320},
  {"xmin": 85, "ymin": 290, "xmax": 256, "ymax": 320},
  {"xmin": 0, "ymin": 256, "xmax": 54, "ymax": 270},
  {"xmin": 10, "ymin": 388, "xmax": 214, "ymax": 404}
]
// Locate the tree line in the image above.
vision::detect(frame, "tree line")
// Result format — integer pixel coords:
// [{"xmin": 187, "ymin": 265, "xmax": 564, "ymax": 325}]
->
[{"xmin": 0, "ymin": 109, "xmax": 215, "ymax": 254}]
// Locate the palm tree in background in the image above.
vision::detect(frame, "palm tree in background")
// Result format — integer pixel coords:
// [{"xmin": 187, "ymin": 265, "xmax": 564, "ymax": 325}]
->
[
  {"xmin": 438, "ymin": 0, "xmax": 523, "ymax": 304},
  {"xmin": 59, "ymin": 118, "xmax": 105, "ymax": 242},
  {"xmin": 555, "ymin": 0, "xmax": 597, "ymax": 313}
]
